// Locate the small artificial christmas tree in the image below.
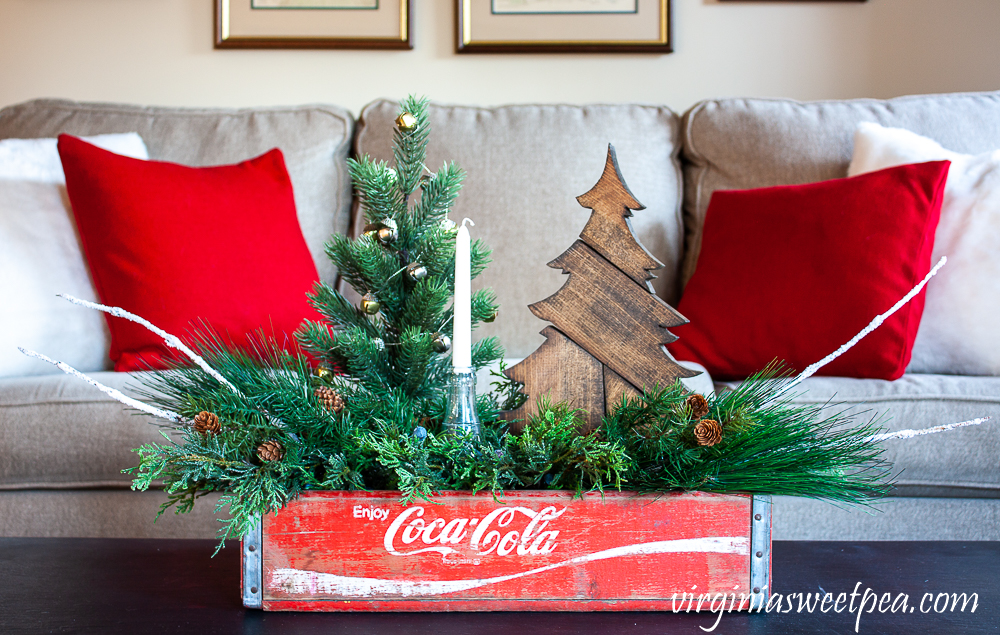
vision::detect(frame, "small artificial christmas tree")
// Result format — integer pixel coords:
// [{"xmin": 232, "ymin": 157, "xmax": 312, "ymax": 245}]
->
[{"xmin": 294, "ymin": 95, "xmax": 504, "ymax": 417}]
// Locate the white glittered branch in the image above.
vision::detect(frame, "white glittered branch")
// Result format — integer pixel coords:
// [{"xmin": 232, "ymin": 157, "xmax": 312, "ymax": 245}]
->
[
  {"xmin": 58, "ymin": 295, "xmax": 295, "ymax": 435},
  {"xmin": 870, "ymin": 417, "xmax": 992, "ymax": 443},
  {"xmin": 59, "ymin": 294, "xmax": 238, "ymax": 394},
  {"xmin": 778, "ymin": 256, "xmax": 947, "ymax": 397},
  {"xmin": 18, "ymin": 347, "xmax": 180, "ymax": 422}
]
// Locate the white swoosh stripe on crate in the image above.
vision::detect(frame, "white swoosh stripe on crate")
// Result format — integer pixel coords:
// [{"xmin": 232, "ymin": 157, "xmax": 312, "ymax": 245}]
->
[{"xmin": 269, "ymin": 536, "xmax": 749, "ymax": 598}]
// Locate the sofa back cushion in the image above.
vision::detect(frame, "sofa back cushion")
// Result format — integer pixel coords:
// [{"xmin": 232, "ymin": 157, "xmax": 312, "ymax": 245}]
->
[
  {"xmin": 355, "ymin": 100, "xmax": 685, "ymax": 358},
  {"xmin": 680, "ymin": 91, "xmax": 1000, "ymax": 288},
  {"xmin": 0, "ymin": 99, "xmax": 354, "ymax": 285}
]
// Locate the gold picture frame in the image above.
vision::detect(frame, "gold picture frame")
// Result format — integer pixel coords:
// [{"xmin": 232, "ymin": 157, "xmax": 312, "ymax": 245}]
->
[
  {"xmin": 456, "ymin": 0, "xmax": 671, "ymax": 54},
  {"xmin": 215, "ymin": 0, "xmax": 412, "ymax": 49}
]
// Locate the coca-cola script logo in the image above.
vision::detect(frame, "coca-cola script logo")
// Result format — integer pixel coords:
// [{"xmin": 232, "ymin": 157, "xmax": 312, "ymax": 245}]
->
[{"xmin": 382, "ymin": 505, "xmax": 566, "ymax": 559}]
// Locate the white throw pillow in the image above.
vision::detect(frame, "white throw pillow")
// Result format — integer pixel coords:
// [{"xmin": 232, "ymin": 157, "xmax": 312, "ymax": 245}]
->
[
  {"xmin": 0, "ymin": 133, "xmax": 149, "ymax": 378},
  {"xmin": 848, "ymin": 122, "xmax": 1000, "ymax": 375}
]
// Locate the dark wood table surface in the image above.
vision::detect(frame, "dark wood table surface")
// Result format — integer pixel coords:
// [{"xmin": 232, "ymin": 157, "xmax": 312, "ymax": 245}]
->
[{"xmin": 0, "ymin": 538, "xmax": 996, "ymax": 634}]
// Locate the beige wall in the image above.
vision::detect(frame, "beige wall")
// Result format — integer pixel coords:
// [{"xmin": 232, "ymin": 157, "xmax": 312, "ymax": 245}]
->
[{"xmin": 0, "ymin": 0, "xmax": 998, "ymax": 116}]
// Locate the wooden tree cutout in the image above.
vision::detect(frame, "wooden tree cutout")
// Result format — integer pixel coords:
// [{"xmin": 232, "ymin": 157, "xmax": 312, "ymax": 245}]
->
[{"xmin": 505, "ymin": 145, "xmax": 699, "ymax": 432}]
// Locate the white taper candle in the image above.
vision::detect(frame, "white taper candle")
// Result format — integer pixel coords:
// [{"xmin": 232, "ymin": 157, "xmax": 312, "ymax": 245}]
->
[{"xmin": 453, "ymin": 218, "xmax": 474, "ymax": 369}]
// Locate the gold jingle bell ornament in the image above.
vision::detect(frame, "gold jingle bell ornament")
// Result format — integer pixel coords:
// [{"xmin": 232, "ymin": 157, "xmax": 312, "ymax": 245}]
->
[
  {"xmin": 362, "ymin": 218, "xmax": 398, "ymax": 245},
  {"xmin": 405, "ymin": 262, "xmax": 428, "ymax": 281},
  {"xmin": 395, "ymin": 112, "xmax": 417, "ymax": 131},
  {"xmin": 361, "ymin": 293, "xmax": 380, "ymax": 315},
  {"xmin": 432, "ymin": 332, "xmax": 451, "ymax": 354},
  {"xmin": 483, "ymin": 309, "xmax": 498, "ymax": 323},
  {"xmin": 377, "ymin": 218, "xmax": 398, "ymax": 245}
]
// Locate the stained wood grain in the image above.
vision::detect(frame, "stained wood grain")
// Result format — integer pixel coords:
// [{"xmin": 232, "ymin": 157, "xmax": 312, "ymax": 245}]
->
[
  {"xmin": 530, "ymin": 241, "xmax": 699, "ymax": 392},
  {"xmin": 259, "ymin": 490, "xmax": 756, "ymax": 611},
  {"xmin": 604, "ymin": 366, "xmax": 641, "ymax": 413},
  {"xmin": 577, "ymin": 145, "xmax": 664, "ymax": 291},
  {"xmin": 504, "ymin": 327, "xmax": 605, "ymax": 432},
  {"xmin": 505, "ymin": 145, "xmax": 701, "ymax": 427}
]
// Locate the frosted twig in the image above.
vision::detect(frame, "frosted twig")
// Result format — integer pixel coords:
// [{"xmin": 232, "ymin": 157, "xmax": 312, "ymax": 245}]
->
[
  {"xmin": 777, "ymin": 257, "xmax": 947, "ymax": 397},
  {"xmin": 58, "ymin": 295, "xmax": 298, "ymax": 436},
  {"xmin": 59, "ymin": 294, "xmax": 238, "ymax": 394},
  {"xmin": 869, "ymin": 417, "xmax": 992, "ymax": 443},
  {"xmin": 18, "ymin": 348, "xmax": 180, "ymax": 422}
]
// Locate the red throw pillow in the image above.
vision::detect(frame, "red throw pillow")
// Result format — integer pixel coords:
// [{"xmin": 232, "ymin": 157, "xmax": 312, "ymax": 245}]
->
[
  {"xmin": 669, "ymin": 161, "xmax": 949, "ymax": 381},
  {"xmin": 58, "ymin": 135, "xmax": 321, "ymax": 371}
]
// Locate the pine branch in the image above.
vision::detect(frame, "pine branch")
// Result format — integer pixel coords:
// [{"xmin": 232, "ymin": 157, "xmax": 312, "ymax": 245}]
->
[
  {"xmin": 410, "ymin": 224, "xmax": 458, "ymax": 284},
  {"xmin": 471, "ymin": 288, "xmax": 499, "ymax": 326},
  {"xmin": 348, "ymin": 156, "xmax": 406, "ymax": 223},
  {"xmin": 471, "ymin": 239, "xmax": 491, "ymax": 279},
  {"xmin": 305, "ymin": 282, "xmax": 377, "ymax": 335},
  {"xmin": 394, "ymin": 96, "xmax": 431, "ymax": 198},
  {"xmin": 408, "ymin": 162, "xmax": 465, "ymax": 241},
  {"xmin": 471, "ymin": 337, "xmax": 502, "ymax": 370},
  {"xmin": 394, "ymin": 327, "xmax": 435, "ymax": 398},
  {"xmin": 398, "ymin": 278, "xmax": 451, "ymax": 333},
  {"xmin": 599, "ymin": 369, "xmax": 893, "ymax": 504}
]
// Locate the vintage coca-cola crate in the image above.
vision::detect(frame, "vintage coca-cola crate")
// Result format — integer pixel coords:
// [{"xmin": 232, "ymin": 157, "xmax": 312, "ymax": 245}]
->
[{"xmin": 241, "ymin": 490, "xmax": 771, "ymax": 611}]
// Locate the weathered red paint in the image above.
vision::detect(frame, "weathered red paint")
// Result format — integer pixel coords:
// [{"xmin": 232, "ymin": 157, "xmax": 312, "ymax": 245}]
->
[{"xmin": 254, "ymin": 490, "xmax": 765, "ymax": 612}]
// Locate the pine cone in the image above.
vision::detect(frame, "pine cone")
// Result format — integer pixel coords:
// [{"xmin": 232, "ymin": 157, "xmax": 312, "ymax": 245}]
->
[
  {"xmin": 314, "ymin": 386, "xmax": 345, "ymax": 414},
  {"xmin": 257, "ymin": 440, "xmax": 285, "ymax": 462},
  {"xmin": 193, "ymin": 411, "xmax": 221, "ymax": 436},
  {"xmin": 693, "ymin": 419, "xmax": 723, "ymax": 447},
  {"xmin": 686, "ymin": 393, "xmax": 710, "ymax": 419}
]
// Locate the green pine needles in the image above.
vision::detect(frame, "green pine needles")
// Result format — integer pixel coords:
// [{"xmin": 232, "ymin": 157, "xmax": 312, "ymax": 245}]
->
[
  {"xmin": 124, "ymin": 97, "xmax": 892, "ymax": 549},
  {"xmin": 600, "ymin": 367, "xmax": 892, "ymax": 503}
]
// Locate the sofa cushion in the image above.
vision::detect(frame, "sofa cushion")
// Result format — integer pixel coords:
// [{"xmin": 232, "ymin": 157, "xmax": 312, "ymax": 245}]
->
[
  {"xmin": 58, "ymin": 137, "xmax": 321, "ymax": 372},
  {"xmin": 772, "ymin": 496, "xmax": 1000, "ymax": 540},
  {"xmin": 0, "ymin": 99, "xmax": 354, "ymax": 285},
  {"xmin": 717, "ymin": 374, "xmax": 1000, "ymax": 497},
  {"xmin": 0, "ymin": 490, "xmax": 223, "ymax": 539},
  {"xmin": 671, "ymin": 161, "xmax": 948, "ymax": 381},
  {"xmin": 354, "ymin": 100, "xmax": 684, "ymax": 358},
  {"xmin": 0, "ymin": 372, "xmax": 164, "ymax": 489},
  {"xmin": 680, "ymin": 91, "xmax": 1000, "ymax": 287}
]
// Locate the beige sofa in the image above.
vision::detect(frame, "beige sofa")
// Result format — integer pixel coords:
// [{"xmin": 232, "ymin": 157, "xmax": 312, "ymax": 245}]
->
[{"xmin": 1, "ymin": 93, "xmax": 998, "ymax": 540}]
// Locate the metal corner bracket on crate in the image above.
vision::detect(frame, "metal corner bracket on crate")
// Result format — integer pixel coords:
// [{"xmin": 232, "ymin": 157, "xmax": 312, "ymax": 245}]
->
[
  {"xmin": 242, "ymin": 490, "xmax": 772, "ymax": 612},
  {"xmin": 242, "ymin": 517, "xmax": 263, "ymax": 609}
]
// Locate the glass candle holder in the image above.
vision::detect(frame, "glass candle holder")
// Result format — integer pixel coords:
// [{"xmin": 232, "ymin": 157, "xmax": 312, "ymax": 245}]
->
[{"xmin": 443, "ymin": 366, "xmax": 480, "ymax": 436}]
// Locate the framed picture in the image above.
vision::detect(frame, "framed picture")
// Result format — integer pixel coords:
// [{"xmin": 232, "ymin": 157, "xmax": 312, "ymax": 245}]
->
[
  {"xmin": 456, "ymin": 0, "xmax": 671, "ymax": 54},
  {"xmin": 215, "ymin": 0, "xmax": 412, "ymax": 49}
]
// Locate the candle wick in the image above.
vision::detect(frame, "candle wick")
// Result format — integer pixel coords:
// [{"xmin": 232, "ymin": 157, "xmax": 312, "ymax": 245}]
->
[{"xmin": 461, "ymin": 218, "xmax": 475, "ymax": 228}]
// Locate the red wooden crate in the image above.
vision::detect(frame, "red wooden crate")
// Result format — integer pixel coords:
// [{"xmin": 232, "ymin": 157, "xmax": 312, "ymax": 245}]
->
[{"xmin": 241, "ymin": 490, "xmax": 771, "ymax": 611}]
